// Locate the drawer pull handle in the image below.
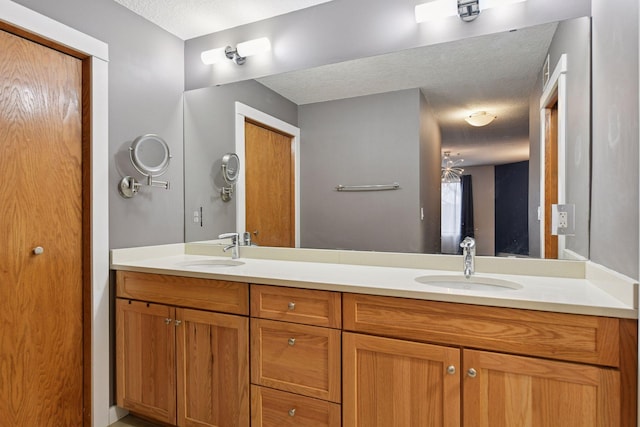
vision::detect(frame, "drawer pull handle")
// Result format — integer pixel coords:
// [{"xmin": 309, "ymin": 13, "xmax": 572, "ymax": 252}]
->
[
  {"xmin": 165, "ymin": 318, "xmax": 172, "ymax": 325},
  {"xmin": 288, "ymin": 302, "xmax": 296, "ymax": 310},
  {"xmin": 288, "ymin": 338, "xmax": 296, "ymax": 346},
  {"xmin": 467, "ymin": 368, "xmax": 477, "ymax": 378},
  {"xmin": 288, "ymin": 408, "xmax": 296, "ymax": 417},
  {"xmin": 447, "ymin": 365, "xmax": 456, "ymax": 375}
]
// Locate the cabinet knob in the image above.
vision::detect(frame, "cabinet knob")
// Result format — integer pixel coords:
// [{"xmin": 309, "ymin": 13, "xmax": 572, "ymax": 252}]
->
[
  {"xmin": 33, "ymin": 246, "xmax": 44, "ymax": 255},
  {"xmin": 288, "ymin": 408, "xmax": 296, "ymax": 417},
  {"xmin": 165, "ymin": 318, "xmax": 172, "ymax": 325},
  {"xmin": 467, "ymin": 368, "xmax": 477, "ymax": 378},
  {"xmin": 447, "ymin": 365, "xmax": 456, "ymax": 375},
  {"xmin": 288, "ymin": 302, "xmax": 296, "ymax": 310},
  {"xmin": 288, "ymin": 338, "xmax": 296, "ymax": 346},
  {"xmin": 174, "ymin": 320, "xmax": 182, "ymax": 327}
]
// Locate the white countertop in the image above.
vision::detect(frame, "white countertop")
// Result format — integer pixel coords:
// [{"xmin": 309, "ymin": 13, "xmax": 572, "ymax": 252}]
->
[{"xmin": 111, "ymin": 245, "xmax": 638, "ymax": 319}]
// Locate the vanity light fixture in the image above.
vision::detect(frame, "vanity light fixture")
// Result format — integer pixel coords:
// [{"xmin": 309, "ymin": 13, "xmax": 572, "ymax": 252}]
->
[
  {"xmin": 464, "ymin": 111, "xmax": 496, "ymax": 127},
  {"xmin": 201, "ymin": 37, "xmax": 271, "ymax": 65},
  {"xmin": 415, "ymin": 0, "xmax": 527, "ymax": 23},
  {"xmin": 442, "ymin": 151, "xmax": 464, "ymax": 183}
]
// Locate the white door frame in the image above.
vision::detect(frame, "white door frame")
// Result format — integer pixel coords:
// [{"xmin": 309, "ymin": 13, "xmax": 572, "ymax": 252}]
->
[
  {"xmin": 539, "ymin": 54, "xmax": 567, "ymax": 259},
  {"xmin": 234, "ymin": 102, "xmax": 301, "ymax": 247},
  {"xmin": 0, "ymin": 1, "xmax": 110, "ymax": 425}
]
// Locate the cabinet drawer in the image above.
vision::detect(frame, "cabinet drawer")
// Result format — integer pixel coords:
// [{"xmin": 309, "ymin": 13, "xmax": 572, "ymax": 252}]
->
[
  {"xmin": 251, "ymin": 319, "xmax": 341, "ymax": 402},
  {"xmin": 116, "ymin": 271, "xmax": 249, "ymax": 315},
  {"xmin": 251, "ymin": 285, "xmax": 341, "ymax": 328},
  {"xmin": 251, "ymin": 385, "xmax": 341, "ymax": 427},
  {"xmin": 343, "ymin": 293, "xmax": 621, "ymax": 367}
]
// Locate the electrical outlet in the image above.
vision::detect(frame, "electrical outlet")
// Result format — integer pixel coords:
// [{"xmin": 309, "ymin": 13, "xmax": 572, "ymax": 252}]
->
[
  {"xmin": 558, "ymin": 211, "xmax": 568, "ymax": 228},
  {"xmin": 551, "ymin": 204, "xmax": 575, "ymax": 236}
]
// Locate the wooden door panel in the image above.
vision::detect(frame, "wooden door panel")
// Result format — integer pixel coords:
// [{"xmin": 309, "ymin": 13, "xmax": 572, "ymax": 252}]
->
[
  {"xmin": 245, "ymin": 120, "xmax": 294, "ymax": 247},
  {"xmin": 343, "ymin": 332, "xmax": 460, "ymax": 427},
  {"xmin": 0, "ymin": 29, "xmax": 84, "ymax": 425},
  {"xmin": 544, "ymin": 104, "xmax": 558, "ymax": 259},
  {"xmin": 463, "ymin": 349, "xmax": 620, "ymax": 427},
  {"xmin": 116, "ymin": 300, "xmax": 177, "ymax": 425},
  {"xmin": 176, "ymin": 308, "xmax": 249, "ymax": 427}
]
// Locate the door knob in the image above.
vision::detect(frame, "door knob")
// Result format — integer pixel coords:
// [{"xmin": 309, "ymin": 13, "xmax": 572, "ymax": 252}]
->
[{"xmin": 33, "ymin": 246, "xmax": 44, "ymax": 255}]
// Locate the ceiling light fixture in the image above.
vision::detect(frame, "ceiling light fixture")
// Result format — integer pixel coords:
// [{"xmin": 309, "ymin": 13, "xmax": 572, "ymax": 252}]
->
[
  {"xmin": 415, "ymin": 0, "xmax": 527, "ymax": 23},
  {"xmin": 464, "ymin": 111, "xmax": 496, "ymax": 127},
  {"xmin": 442, "ymin": 151, "xmax": 464, "ymax": 183},
  {"xmin": 201, "ymin": 37, "xmax": 271, "ymax": 66}
]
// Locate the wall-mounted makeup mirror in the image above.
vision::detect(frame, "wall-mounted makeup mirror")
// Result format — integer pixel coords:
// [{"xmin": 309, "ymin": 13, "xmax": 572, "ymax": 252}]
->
[
  {"xmin": 119, "ymin": 134, "xmax": 172, "ymax": 198},
  {"xmin": 221, "ymin": 152, "xmax": 240, "ymax": 202}
]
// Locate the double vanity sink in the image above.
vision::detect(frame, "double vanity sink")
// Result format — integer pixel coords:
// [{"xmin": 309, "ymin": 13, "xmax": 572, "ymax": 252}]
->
[
  {"xmin": 177, "ymin": 258, "xmax": 523, "ymax": 292},
  {"xmin": 111, "ymin": 242, "xmax": 636, "ymax": 318},
  {"xmin": 111, "ymin": 242, "xmax": 638, "ymax": 427}
]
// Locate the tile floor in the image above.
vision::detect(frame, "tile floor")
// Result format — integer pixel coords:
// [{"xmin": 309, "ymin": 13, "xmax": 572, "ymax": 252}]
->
[{"xmin": 108, "ymin": 415, "xmax": 163, "ymax": 427}]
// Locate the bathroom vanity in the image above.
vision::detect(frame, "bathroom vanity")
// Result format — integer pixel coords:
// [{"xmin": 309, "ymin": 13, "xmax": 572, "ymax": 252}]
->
[{"xmin": 111, "ymin": 243, "xmax": 637, "ymax": 427}]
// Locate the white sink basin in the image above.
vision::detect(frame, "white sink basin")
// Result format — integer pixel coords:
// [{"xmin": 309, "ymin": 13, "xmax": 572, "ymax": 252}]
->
[
  {"xmin": 176, "ymin": 259, "xmax": 245, "ymax": 268},
  {"xmin": 415, "ymin": 275, "xmax": 522, "ymax": 291}
]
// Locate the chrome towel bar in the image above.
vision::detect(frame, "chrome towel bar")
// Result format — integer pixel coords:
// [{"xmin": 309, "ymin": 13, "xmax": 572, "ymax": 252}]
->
[{"xmin": 335, "ymin": 183, "xmax": 400, "ymax": 192}]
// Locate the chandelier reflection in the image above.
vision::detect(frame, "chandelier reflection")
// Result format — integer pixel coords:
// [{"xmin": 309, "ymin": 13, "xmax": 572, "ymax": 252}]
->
[{"xmin": 441, "ymin": 151, "xmax": 464, "ymax": 183}]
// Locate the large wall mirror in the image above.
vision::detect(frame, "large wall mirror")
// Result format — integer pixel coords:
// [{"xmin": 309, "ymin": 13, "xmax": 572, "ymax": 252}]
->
[{"xmin": 184, "ymin": 16, "xmax": 590, "ymax": 260}]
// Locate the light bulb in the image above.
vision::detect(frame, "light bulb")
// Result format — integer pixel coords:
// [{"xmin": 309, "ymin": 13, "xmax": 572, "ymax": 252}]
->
[{"xmin": 236, "ymin": 37, "xmax": 271, "ymax": 58}]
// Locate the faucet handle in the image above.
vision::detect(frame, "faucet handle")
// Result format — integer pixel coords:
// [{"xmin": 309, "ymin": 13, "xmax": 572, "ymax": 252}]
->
[
  {"xmin": 460, "ymin": 236, "xmax": 476, "ymax": 248},
  {"xmin": 218, "ymin": 232, "xmax": 239, "ymax": 242}
]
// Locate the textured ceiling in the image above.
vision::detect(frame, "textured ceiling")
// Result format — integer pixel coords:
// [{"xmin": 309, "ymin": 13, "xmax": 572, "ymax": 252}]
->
[
  {"xmin": 258, "ymin": 22, "xmax": 558, "ymax": 166},
  {"xmin": 112, "ymin": 0, "xmax": 335, "ymax": 40}
]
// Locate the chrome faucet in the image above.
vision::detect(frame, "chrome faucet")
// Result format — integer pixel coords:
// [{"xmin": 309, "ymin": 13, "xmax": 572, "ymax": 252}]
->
[
  {"xmin": 460, "ymin": 236, "xmax": 476, "ymax": 278},
  {"xmin": 219, "ymin": 232, "xmax": 240, "ymax": 259}
]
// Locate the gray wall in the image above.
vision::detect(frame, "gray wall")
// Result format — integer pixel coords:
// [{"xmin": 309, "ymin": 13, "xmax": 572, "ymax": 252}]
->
[
  {"xmin": 184, "ymin": 80, "xmax": 298, "ymax": 242},
  {"xmin": 464, "ymin": 166, "xmax": 496, "ymax": 256},
  {"xmin": 528, "ymin": 77, "xmax": 542, "ymax": 257},
  {"xmin": 590, "ymin": 0, "xmax": 639, "ymax": 278},
  {"xmin": 185, "ymin": 0, "xmax": 591, "ymax": 91},
  {"xmin": 550, "ymin": 17, "xmax": 591, "ymax": 258},
  {"xmin": 528, "ymin": 17, "xmax": 591, "ymax": 259},
  {"xmin": 299, "ymin": 89, "xmax": 425, "ymax": 252},
  {"xmin": 14, "ymin": 0, "xmax": 185, "ymax": 250},
  {"xmin": 419, "ymin": 93, "xmax": 442, "ymax": 254}
]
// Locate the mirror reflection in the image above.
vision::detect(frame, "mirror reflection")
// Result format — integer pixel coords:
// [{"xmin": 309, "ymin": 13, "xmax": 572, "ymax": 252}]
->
[{"xmin": 184, "ymin": 17, "xmax": 590, "ymax": 260}]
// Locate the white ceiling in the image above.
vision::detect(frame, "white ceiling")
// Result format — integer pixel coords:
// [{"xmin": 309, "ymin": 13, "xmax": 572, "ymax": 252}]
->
[{"xmin": 112, "ymin": 0, "xmax": 335, "ymax": 40}]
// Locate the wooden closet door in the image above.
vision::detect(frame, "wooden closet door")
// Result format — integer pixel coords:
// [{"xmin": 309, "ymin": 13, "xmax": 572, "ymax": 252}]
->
[
  {"xmin": 0, "ymin": 29, "xmax": 84, "ymax": 425},
  {"xmin": 245, "ymin": 120, "xmax": 295, "ymax": 247}
]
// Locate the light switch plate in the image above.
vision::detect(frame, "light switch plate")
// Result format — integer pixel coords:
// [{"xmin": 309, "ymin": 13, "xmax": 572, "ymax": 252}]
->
[{"xmin": 551, "ymin": 204, "xmax": 575, "ymax": 236}]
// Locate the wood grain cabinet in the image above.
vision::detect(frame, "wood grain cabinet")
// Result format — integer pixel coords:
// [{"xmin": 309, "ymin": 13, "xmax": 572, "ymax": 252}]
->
[
  {"xmin": 250, "ymin": 285, "xmax": 342, "ymax": 427},
  {"xmin": 343, "ymin": 293, "xmax": 636, "ymax": 427},
  {"xmin": 116, "ymin": 271, "xmax": 250, "ymax": 427}
]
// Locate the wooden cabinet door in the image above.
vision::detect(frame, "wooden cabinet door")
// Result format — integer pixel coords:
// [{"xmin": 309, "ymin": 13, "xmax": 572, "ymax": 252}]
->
[
  {"xmin": 116, "ymin": 299, "xmax": 177, "ymax": 425},
  {"xmin": 176, "ymin": 308, "xmax": 249, "ymax": 427},
  {"xmin": 463, "ymin": 349, "xmax": 620, "ymax": 427},
  {"xmin": 343, "ymin": 332, "xmax": 460, "ymax": 427}
]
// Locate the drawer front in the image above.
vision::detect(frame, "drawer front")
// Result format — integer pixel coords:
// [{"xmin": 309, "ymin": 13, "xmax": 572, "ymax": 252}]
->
[
  {"xmin": 251, "ymin": 385, "xmax": 341, "ymax": 427},
  {"xmin": 116, "ymin": 270, "xmax": 249, "ymax": 315},
  {"xmin": 343, "ymin": 293, "xmax": 621, "ymax": 367},
  {"xmin": 251, "ymin": 319, "xmax": 341, "ymax": 402},
  {"xmin": 251, "ymin": 285, "xmax": 341, "ymax": 328}
]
